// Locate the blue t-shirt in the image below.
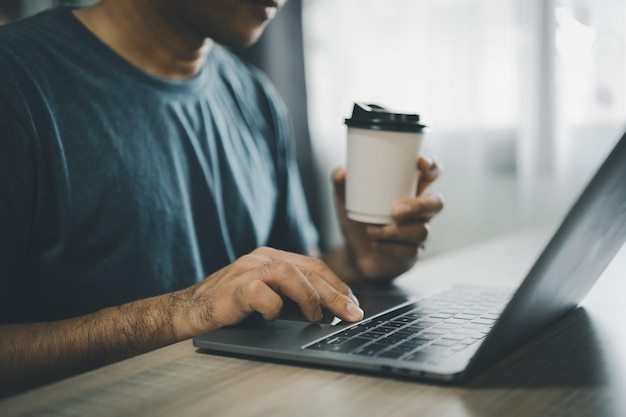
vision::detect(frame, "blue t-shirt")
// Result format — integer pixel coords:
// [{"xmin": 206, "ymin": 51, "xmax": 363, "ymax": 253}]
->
[{"xmin": 0, "ymin": 7, "xmax": 318, "ymax": 323}]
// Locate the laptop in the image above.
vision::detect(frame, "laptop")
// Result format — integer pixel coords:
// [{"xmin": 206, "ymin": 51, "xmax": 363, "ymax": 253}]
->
[{"xmin": 193, "ymin": 129, "xmax": 626, "ymax": 383}]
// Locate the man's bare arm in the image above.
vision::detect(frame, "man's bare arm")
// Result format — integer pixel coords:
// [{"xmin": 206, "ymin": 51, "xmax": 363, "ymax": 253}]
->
[
  {"xmin": 0, "ymin": 247, "xmax": 363, "ymax": 398},
  {"xmin": 0, "ymin": 291, "xmax": 194, "ymax": 398}
]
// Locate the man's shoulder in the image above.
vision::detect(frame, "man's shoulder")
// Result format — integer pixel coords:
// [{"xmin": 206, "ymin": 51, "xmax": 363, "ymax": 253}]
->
[
  {"xmin": 0, "ymin": 7, "xmax": 63, "ymax": 45},
  {"xmin": 0, "ymin": 17, "xmax": 32, "ymax": 61},
  {"xmin": 0, "ymin": 7, "xmax": 72, "ymax": 74}
]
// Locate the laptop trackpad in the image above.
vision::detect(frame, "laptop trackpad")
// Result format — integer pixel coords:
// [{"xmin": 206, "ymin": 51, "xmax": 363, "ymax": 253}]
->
[{"xmin": 198, "ymin": 291, "xmax": 415, "ymax": 349}]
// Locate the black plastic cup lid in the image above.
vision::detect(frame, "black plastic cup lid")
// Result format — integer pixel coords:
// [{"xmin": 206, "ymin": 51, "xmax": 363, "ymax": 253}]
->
[{"xmin": 344, "ymin": 103, "xmax": 426, "ymax": 133}]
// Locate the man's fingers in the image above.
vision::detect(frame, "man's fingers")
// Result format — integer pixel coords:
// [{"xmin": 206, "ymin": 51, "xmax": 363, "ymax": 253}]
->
[
  {"xmin": 261, "ymin": 259, "xmax": 362, "ymax": 322},
  {"xmin": 366, "ymin": 222, "xmax": 430, "ymax": 246},
  {"xmin": 416, "ymin": 155, "xmax": 441, "ymax": 196},
  {"xmin": 253, "ymin": 260, "xmax": 323, "ymax": 322},
  {"xmin": 252, "ymin": 247, "xmax": 359, "ymax": 305},
  {"xmin": 236, "ymin": 279, "xmax": 285, "ymax": 321},
  {"xmin": 234, "ymin": 247, "xmax": 364, "ymax": 322},
  {"xmin": 332, "ymin": 168, "xmax": 347, "ymax": 203},
  {"xmin": 241, "ymin": 250, "xmax": 363, "ymax": 323},
  {"xmin": 373, "ymin": 240, "xmax": 421, "ymax": 257},
  {"xmin": 298, "ymin": 268, "xmax": 364, "ymax": 321},
  {"xmin": 392, "ymin": 193, "xmax": 444, "ymax": 223}
]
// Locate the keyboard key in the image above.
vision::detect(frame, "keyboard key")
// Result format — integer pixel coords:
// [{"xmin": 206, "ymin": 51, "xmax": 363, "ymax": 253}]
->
[
  {"xmin": 445, "ymin": 318, "xmax": 471, "ymax": 325},
  {"xmin": 421, "ymin": 328, "xmax": 448, "ymax": 335},
  {"xmin": 452, "ymin": 328, "xmax": 477, "ymax": 335},
  {"xmin": 430, "ymin": 313, "xmax": 454, "ymax": 319},
  {"xmin": 420, "ymin": 318, "xmax": 443, "ymax": 324},
  {"xmin": 454, "ymin": 313, "xmax": 479, "ymax": 320},
  {"xmin": 432, "ymin": 339, "xmax": 459, "ymax": 347},
  {"xmin": 333, "ymin": 338, "xmax": 371, "ymax": 353},
  {"xmin": 394, "ymin": 329, "xmax": 418, "ymax": 338},
  {"xmin": 384, "ymin": 321, "xmax": 406, "ymax": 328},
  {"xmin": 473, "ymin": 318, "xmax": 496, "ymax": 325},
  {"xmin": 462, "ymin": 323, "xmax": 488, "ymax": 330},
  {"xmin": 441, "ymin": 333, "xmax": 469, "ymax": 341},
  {"xmin": 361, "ymin": 331, "xmax": 385, "ymax": 339},
  {"xmin": 434, "ymin": 323, "xmax": 458, "ymax": 330},
  {"xmin": 383, "ymin": 333, "xmax": 407, "ymax": 344},
  {"xmin": 414, "ymin": 332, "xmax": 440, "ymax": 341},
  {"xmin": 377, "ymin": 326, "xmax": 397, "ymax": 333},
  {"xmin": 355, "ymin": 343, "xmax": 389, "ymax": 357},
  {"xmin": 395, "ymin": 316, "xmax": 418, "ymax": 323},
  {"xmin": 326, "ymin": 337, "xmax": 347, "ymax": 345},
  {"xmin": 406, "ymin": 324, "xmax": 429, "ymax": 332},
  {"xmin": 392, "ymin": 344, "xmax": 416, "ymax": 353},
  {"xmin": 338, "ymin": 329, "xmax": 363, "ymax": 338},
  {"xmin": 400, "ymin": 338, "xmax": 429, "ymax": 349}
]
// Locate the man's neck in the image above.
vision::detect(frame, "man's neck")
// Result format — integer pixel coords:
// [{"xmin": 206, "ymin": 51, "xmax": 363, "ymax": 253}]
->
[{"xmin": 73, "ymin": 0, "xmax": 212, "ymax": 80}]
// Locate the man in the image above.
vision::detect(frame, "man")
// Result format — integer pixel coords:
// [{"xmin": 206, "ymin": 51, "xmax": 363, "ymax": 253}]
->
[{"xmin": 0, "ymin": 0, "xmax": 443, "ymax": 396}]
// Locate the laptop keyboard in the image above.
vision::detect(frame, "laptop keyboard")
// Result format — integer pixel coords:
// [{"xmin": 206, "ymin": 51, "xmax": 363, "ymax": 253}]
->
[{"xmin": 305, "ymin": 286, "xmax": 512, "ymax": 365}]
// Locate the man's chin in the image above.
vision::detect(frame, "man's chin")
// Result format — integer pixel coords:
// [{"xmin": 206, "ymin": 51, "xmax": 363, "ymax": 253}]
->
[{"xmin": 214, "ymin": 28, "xmax": 266, "ymax": 48}]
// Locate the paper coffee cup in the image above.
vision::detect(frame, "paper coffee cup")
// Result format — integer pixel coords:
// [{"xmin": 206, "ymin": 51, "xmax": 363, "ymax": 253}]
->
[{"xmin": 344, "ymin": 103, "xmax": 426, "ymax": 224}]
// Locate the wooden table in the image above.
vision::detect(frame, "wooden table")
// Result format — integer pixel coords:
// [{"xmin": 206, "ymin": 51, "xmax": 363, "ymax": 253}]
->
[{"xmin": 2, "ymin": 228, "xmax": 626, "ymax": 417}]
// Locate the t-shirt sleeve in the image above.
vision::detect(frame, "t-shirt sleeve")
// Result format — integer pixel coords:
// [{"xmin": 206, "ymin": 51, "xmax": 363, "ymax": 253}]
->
[{"xmin": 0, "ymin": 67, "xmax": 38, "ymax": 322}]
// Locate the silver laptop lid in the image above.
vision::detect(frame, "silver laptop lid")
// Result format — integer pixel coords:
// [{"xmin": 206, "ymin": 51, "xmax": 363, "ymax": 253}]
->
[{"xmin": 464, "ymin": 130, "xmax": 626, "ymax": 379}]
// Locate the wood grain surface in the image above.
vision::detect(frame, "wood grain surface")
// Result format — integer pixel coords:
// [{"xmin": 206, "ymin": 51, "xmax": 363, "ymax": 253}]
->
[{"xmin": 2, "ymin": 229, "xmax": 625, "ymax": 417}]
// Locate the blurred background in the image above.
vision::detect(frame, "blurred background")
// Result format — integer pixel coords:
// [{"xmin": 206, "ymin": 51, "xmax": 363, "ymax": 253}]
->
[{"xmin": 3, "ymin": 0, "xmax": 625, "ymax": 258}]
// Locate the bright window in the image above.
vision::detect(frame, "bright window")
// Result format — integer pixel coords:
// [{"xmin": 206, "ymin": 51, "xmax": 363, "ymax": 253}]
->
[{"xmin": 303, "ymin": 0, "xmax": 626, "ymax": 254}]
